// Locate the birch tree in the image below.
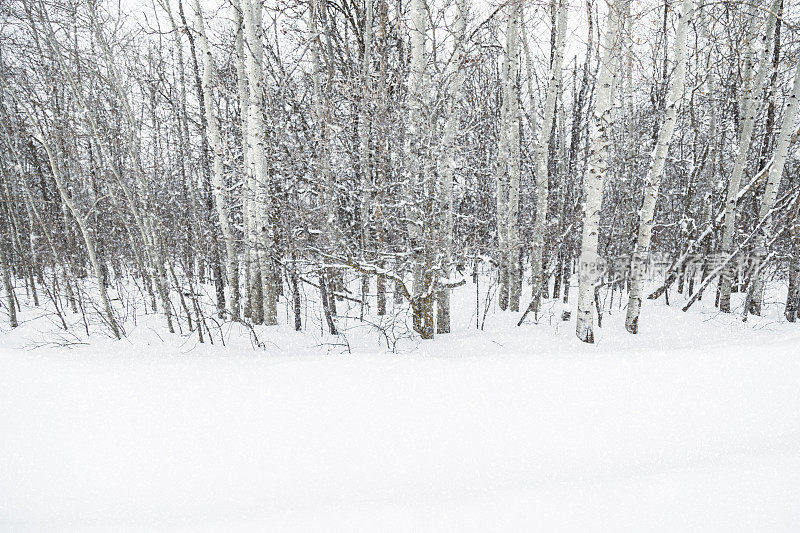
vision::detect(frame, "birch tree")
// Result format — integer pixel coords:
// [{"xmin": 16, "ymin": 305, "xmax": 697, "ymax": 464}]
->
[
  {"xmin": 0, "ymin": 212, "xmax": 18, "ymax": 329},
  {"xmin": 745, "ymin": 57, "xmax": 800, "ymax": 317},
  {"xmin": 718, "ymin": 1, "xmax": 779, "ymax": 313},
  {"xmin": 405, "ymin": 0, "xmax": 434, "ymax": 338},
  {"xmin": 241, "ymin": 0, "xmax": 278, "ymax": 326},
  {"xmin": 193, "ymin": 0, "xmax": 240, "ymax": 320},
  {"xmin": 496, "ymin": 0, "xmax": 521, "ymax": 312},
  {"xmin": 575, "ymin": 0, "xmax": 626, "ymax": 343},
  {"xmin": 787, "ymin": 201, "xmax": 800, "ymax": 322},
  {"xmin": 435, "ymin": 0, "xmax": 467, "ymax": 334},
  {"xmin": 309, "ymin": 0, "xmax": 339, "ymax": 334},
  {"xmin": 624, "ymin": 0, "xmax": 694, "ymax": 334},
  {"xmin": 232, "ymin": 0, "xmax": 254, "ymax": 319},
  {"xmin": 359, "ymin": 0, "xmax": 374, "ymax": 313},
  {"xmin": 529, "ymin": 0, "xmax": 567, "ymax": 314}
]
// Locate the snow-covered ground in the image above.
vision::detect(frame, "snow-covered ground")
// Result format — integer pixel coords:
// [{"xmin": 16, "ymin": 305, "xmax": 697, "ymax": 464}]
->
[{"xmin": 2, "ymin": 279, "xmax": 800, "ymax": 531}]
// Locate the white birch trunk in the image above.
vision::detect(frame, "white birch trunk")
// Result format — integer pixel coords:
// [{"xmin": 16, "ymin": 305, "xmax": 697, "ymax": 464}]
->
[
  {"xmin": 232, "ymin": 0, "xmax": 257, "ymax": 320},
  {"xmin": 747, "ymin": 57, "xmax": 800, "ymax": 315},
  {"xmin": 193, "ymin": 0, "xmax": 240, "ymax": 320},
  {"xmin": 575, "ymin": 0, "xmax": 626, "ymax": 343},
  {"xmin": 495, "ymin": 2, "xmax": 517, "ymax": 311},
  {"xmin": 624, "ymin": 0, "xmax": 694, "ymax": 333},
  {"xmin": 405, "ymin": 0, "xmax": 433, "ymax": 338},
  {"xmin": 435, "ymin": 0, "xmax": 467, "ymax": 334},
  {"xmin": 0, "ymin": 229, "xmax": 17, "ymax": 329},
  {"xmin": 309, "ymin": 0, "xmax": 341, "ymax": 331},
  {"xmin": 310, "ymin": 0, "xmax": 337, "ymax": 253},
  {"xmin": 242, "ymin": 0, "xmax": 277, "ymax": 325},
  {"xmin": 505, "ymin": 0, "xmax": 522, "ymax": 312},
  {"xmin": 530, "ymin": 0, "xmax": 567, "ymax": 311},
  {"xmin": 521, "ymin": 21, "xmax": 538, "ymax": 143},
  {"xmin": 718, "ymin": 1, "xmax": 779, "ymax": 312},
  {"xmin": 359, "ymin": 0, "xmax": 373, "ymax": 312}
]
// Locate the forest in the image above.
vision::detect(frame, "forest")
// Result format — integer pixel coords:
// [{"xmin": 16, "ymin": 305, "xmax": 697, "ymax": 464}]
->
[
  {"xmin": 4, "ymin": 1, "xmax": 800, "ymax": 529},
  {"xmin": 1, "ymin": 0, "xmax": 799, "ymax": 346}
]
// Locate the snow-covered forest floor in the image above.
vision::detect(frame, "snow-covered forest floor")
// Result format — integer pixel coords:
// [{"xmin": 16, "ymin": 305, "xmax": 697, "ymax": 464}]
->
[{"xmin": 2, "ymin": 277, "xmax": 800, "ymax": 531}]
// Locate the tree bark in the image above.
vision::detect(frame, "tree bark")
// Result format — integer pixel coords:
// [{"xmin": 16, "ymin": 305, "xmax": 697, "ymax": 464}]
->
[
  {"xmin": 435, "ymin": 0, "xmax": 467, "ymax": 334},
  {"xmin": 625, "ymin": 0, "xmax": 694, "ymax": 333},
  {"xmin": 576, "ymin": 0, "xmax": 626, "ymax": 343},
  {"xmin": 405, "ymin": 0, "xmax": 434, "ymax": 338},
  {"xmin": 745, "ymin": 53, "xmax": 800, "ymax": 317},
  {"xmin": 193, "ymin": 0, "xmax": 240, "ymax": 320},
  {"xmin": 242, "ymin": 0, "xmax": 278, "ymax": 325},
  {"xmin": 530, "ymin": 0, "xmax": 567, "ymax": 312},
  {"xmin": 718, "ymin": 2, "xmax": 779, "ymax": 312}
]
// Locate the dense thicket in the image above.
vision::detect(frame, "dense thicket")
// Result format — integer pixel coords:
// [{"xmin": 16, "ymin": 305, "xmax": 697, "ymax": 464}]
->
[{"xmin": 1, "ymin": 0, "xmax": 799, "ymax": 344}]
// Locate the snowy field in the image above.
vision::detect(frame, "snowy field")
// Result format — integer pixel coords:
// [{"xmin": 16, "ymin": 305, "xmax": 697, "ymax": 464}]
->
[{"xmin": 2, "ymin": 281, "xmax": 800, "ymax": 531}]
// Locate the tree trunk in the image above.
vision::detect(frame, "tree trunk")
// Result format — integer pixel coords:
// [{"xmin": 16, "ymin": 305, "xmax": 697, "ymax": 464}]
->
[
  {"xmin": 745, "ymin": 53, "xmax": 800, "ymax": 316},
  {"xmin": 787, "ymin": 203, "xmax": 800, "ymax": 322},
  {"xmin": 404, "ymin": 0, "xmax": 433, "ymax": 338},
  {"xmin": 310, "ymin": 0, "xmax": 339, "ymax": 334},
  {"xmin": 576, "ymin": 0, "xmax": 626, "ymax": 343},
  {"xmin": 625, "ymin": 0, "xmax": 694, "ymax": 334},
  {"xmin": 359, "ymin": 0, "xmax": 374, "ymax": 316},
  {"xmin": 242, "ymin": 0, "xmax": 278, "ymax": 325},
  {"xmin": 530, "ymin": 0, "xmax": 567, "ymax": 312},
  {"xmin": 718, "ymin": 2, "xmax": 779, "ymax": 312},
  {"xmin": 436, "ymin": 0, "xmax": 467, "ymax": 333},
  {"xmin": 506, "ymin": 2, "xmax": 522, "ymax": 313},
  {"xmin": 0, "ymin": 230, "xmax": 17, "ymax": 329},
  {"xmin": 193, "ymin": 0, "xmax": 240, "ymax": 320}
]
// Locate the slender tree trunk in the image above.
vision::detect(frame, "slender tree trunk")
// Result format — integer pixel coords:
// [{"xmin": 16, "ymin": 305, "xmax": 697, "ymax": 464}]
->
[
  {"xmin": 176, "ymin": 0, "xmax": 226, "ymax": 318},
  {"xmin": 309, "ymin": 0, "xmax": 338, "ymax": 333},
  {"xmin": 506, "ymin": 1, "xmax": 522, "ymax": 312},
  {"xmin": 162, "ymin": 0, "xmax": 200, "ymax": 317},
  {"xmin": 745, "ymin": 55, "xmax": 800, "ymax": 316},
  {"xmin": 232, "ymin": 0, "xmax": 255, "ymax": 320},
  {"xmin": 625, "ymin": 0, "xmax": 694, "ymax": 333},
  {"xmin": 405, "ymin": 0, "xmax": 433, "ymax": 338},
  {"xmin": 242, "ymin": 0, "xmax": 277, "ymax": 325},
  {"xmin": 375, "ymin": 0, "xmax": 390, "ymax": 317},
  {"xmin": 576, "ymin": 0, "xmax": 626, "ymax": 343},
  {"xmin": 435, "ymin": 0, "xmax": 467, "ymax": 333},
  {"xmin": 495, "ymin": 1, "xmax": 519, "ymax": 312},
  {"xmin": 0, "ymin": 230, "xmax": 17, "ymax": 328},
  {"xmin": 718, "ymin": 2, "xmax": 779, "ymax": 312},
  {"xmin": 787, "ymin": 202, "xmax": 800, "ymax": 322},
  {"xmin": 193, "ymin": 0, "xmax": 240, "ymax": 319},
  {"xmin": 359, "ymin": 0, "xmax": 374, "ymax": 316},
  {"xmin": 530, "ymin": 0, "xmax": 567, "ymax": 312}
]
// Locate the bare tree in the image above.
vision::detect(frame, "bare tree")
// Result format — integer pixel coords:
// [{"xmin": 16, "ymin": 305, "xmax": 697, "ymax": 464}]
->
[
  {"xmin": 625, "ymin": 0, "xmax": 694, "ymax": 334},
  {"xmin": 575, "ymin": 0, "xmax": 627, "ymax": 343}
]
